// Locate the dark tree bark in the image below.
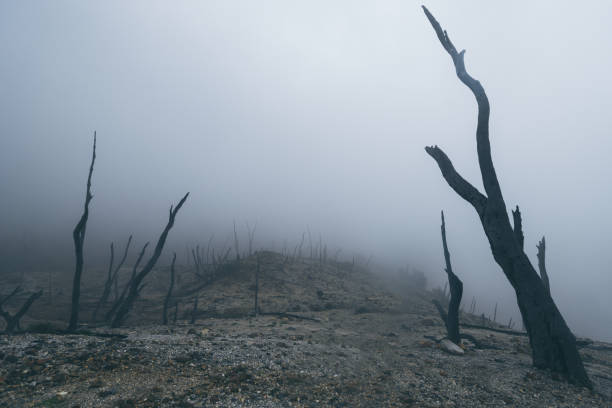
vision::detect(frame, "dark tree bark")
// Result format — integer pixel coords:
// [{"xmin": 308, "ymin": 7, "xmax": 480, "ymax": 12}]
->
[
  {"xmin": 0, "ymin": 286, "xmax": 22, "ymax": 308},
  {"xmin": 512, "ymin": 206, "xmax": 524, "ymax": 250},
  {"xmin": 247, "ymin": 221, "xmax": 256, "ymax": 256},
  {"xmin": 536, "ymin": 237, "xmax": 551, "ymax": 296},
  {"xmin": 190, "ymin": 295, "xmax": 199, "ymax": 324},
  {"xmin": 163, "ymin": 253, "xmax": 177, "ymax": 325},
  {"xmin": 233, "ymin": 220, "xmax": 241, "ymax": 260},
  {"xmin": 111, "ymin": 235, "xmax": 133, "ymax": 301},
  {"xmin": 68, "ymin": 133, "xmax": 96, "ymax": 332},
  {"xmin": 422, "ymin": 6, "xmax": 590, "ymax": 387},
  {"xmin": 254, "ymin": 252, "xmax": 260, "ymax": 316},
  {"xmin": 111, "ymin": 192, "xmax": 189, "ymax": 328},
  {"xmin": 93, "ymin": 242, "xmax": 115, "ymax": 322},
  {"xmin": 105, "ymin": 241, "xmax": 149, "ymax": 322},
  {"xmin": 1, "ymin": 289, "xmax": 43, "ymax": 334},
  {"xmin": 439, "ymin": 211, "xmax": 463, "ymax": 344}
]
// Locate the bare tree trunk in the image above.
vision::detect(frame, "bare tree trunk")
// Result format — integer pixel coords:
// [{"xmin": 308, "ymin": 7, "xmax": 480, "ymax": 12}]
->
[
  {"xmin": 512, "ymin": 206, "xmax": 524, "ymax": 250},
  {"xmin": 537, "ymin": 237, "xmax": 551, "ymax": 296},
  {"xmin": 254, "ymin": 252, "xmax": 260, "ymax": 316},
  {"xmin": 162, "ymin": 253, "xmax": 177, "ymax": 325},
  {"xmin": 106, "ymin": 241, "xmax": 148, "ymax": 322},
  {"xmin": 1, "ymin": 289, "xmax": 43, "ymax": 334},
  {"xmin": 233, "ymin": 220, "xmax": 240, "ymax": 261},
  {"xmin": 440, "ymin": 211, "xmax": 463, "ymax": 344},
  {"xmin": 422, "ymin": 7, "xmax": 590, "ymax": 388},
  {"xmin": 190, "ymin": 295, "xmax": 198, "ymax": 324},
  {"xmin": 111, "ymin": 235, "xmax": 133, "ymax": 301},
  {"xmin": 93, "ymin": 242, "xmax": 114, "ymax": 322},
  {"xmin": 246, "ymin": 221, "xmax": 256, "ymax": 257},
  {"xmin": 111, "ymin": 193, "xmax": 189, "ymax": 328},
  {"xmin": 68, "ymin": 133, "xmax": 96, "ymax": 332}
]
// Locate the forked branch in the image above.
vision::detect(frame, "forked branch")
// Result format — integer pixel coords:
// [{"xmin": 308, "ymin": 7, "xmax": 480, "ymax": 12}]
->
[{"xmin": 425, "ymin": 146, "xmax": 486, "ymax": 215}]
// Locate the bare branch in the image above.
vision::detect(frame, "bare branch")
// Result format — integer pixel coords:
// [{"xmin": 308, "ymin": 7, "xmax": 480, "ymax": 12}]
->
[
  {"xmin": 536, "ymin": 236, "xmax": 551, "ymax": 296},
  {"xmin": 512, "ymin": 205, "xmax": 524, "ymax": 250},
  {"xmin": 425, "ymin": 146, "xmax": 487, "ymax": 215},
  {"xmin": 111, "ymin": 192, "xmax": 189, "ymax": 327},
  {"xmin": 422, "ymin": 6, "xmax": 502, "ymax": 203},
  {"xmin": 68, "ymin": 132, "xmax": 96, "ymax": 332}
]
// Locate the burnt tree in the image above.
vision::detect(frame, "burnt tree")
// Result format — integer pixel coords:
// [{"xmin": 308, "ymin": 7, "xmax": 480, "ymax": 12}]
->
[
  {"xmin": 93, "ymin": 242, "xmax": 115, "ymax": 322},
  {"xmin": 111, "ymin": 235, "xmax": 133, "ymax": 301},
  {"xmin": 111, "ymin": 192, "xmax": 189, "ymax": 328},
  {"xmin": 536, "ymin": 237, "xmax": 551, "ymax": 296},
  {"xmin": 106, "ymin": 241, "xmax": 149, "ymax": 322},
  {"xmin": 422, "ymin": 6, "xmax": 590, "ymax": 387},
  {"xmin": 162, "ymin": 253, "xmax": 177, "ymax": 325},
  {"xmin": 68, "ymin": 132, "xmax": 96, "ymax": 332},
  {"xmin": 254, "ymin": 252, "xmax": 260, "ymax": 316},
  {"xmin": 432, "ymin": 211, "xmax": 463, "ymax": 344},
  {"xmin": 190, "ymin": 295, "xmax": 199, "ymax": 324},
  {"xmin": 0, "ymin": 288, "xmax": 43, "ymax": 334}
]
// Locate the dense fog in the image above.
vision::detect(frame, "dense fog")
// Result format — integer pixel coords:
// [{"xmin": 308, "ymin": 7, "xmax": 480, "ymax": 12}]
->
[{"xmin": 1, "ymin": 1, "xmax": 611, "ymax": 340}]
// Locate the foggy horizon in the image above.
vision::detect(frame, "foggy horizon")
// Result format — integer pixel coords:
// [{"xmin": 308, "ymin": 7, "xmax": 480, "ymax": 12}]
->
[{"xmin": 1, "ymin": 1, "xmax": 611, "ymax": 342}]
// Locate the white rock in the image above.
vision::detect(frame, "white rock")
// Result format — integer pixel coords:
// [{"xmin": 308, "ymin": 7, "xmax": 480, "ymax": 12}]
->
[{"xmin": 440, "ymin": 339, "xmax": 464, "ymax": 355}]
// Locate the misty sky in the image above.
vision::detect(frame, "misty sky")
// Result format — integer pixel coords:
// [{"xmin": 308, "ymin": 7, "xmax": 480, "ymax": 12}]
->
[{"xmin": 1, "ymin": 1, "xmax": 611, "ymax": 340}]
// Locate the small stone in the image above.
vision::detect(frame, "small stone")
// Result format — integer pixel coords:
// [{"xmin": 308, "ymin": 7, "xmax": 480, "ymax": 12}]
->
[{"xmin": 440, "ymin": 339, "xmax": 464, "ymax": 355}]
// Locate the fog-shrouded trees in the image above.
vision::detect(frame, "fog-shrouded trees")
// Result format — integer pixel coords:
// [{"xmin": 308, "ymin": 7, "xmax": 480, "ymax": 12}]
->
[
  {"xmin": 68, "ymin": 133, "xmax": 96, "ymax": 332},
  {"xmin": 111, "ymin": 193, "xmax": 189, "ymax": 328},
  {"xmin": 0, "ymin": 287, "xmax": 43, "ymax": 334},
  {"xmin": 432, "ymin": 211, "xmax": 463, "ymax": 345},
  {"xmin": 422, "ymin": 6, "xmax": 590, "ymax": 387},
  {"xmin": 162, "ymin": 253, "xmax": 177, "ymax": 325}
]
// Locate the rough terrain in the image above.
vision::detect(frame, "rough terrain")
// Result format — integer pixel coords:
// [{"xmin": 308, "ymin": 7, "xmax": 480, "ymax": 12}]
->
[{"xmin": 1, "ymin": 252, "xmax": 610, "ymax": 407}]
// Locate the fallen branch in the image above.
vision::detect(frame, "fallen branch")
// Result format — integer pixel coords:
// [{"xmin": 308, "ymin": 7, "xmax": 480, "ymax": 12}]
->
[
  {"xmin": 259, "ymin": 312, "xmax": 320, "ymax": 322},
  {"xmin": 462, "ymin": 323, "xmax": 527, "ymax": 337}
]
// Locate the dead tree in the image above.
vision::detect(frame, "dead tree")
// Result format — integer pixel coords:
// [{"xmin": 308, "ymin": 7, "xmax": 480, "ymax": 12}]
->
[
  {"xmin": 431, "ymin": 211, "xmax": 463, "ymax": 344},
  {"xmin": 254, "ymin": 252, "xmax": 260, "ymax": 316},
  {"xmin": 162, "ymin": 253, "xmax": 177, "ymax": 325},
  {"xmin": 111, "ymin": 235, "xmax": 133, "ymax": 301},
  {"xmin": 68, "ymin": 132, "xmax": 96, "ymax": 332},
  {"xmin": 246, "ymin": 221, "xmax": 257, "ymax": 257},
  {"xmin": 0, "ymin": 288, "xmax": 43, "ymax": 334},
  {"xmin": 536, "ymin": 237, "xmax": 551, "ymax": 296},
  {"xmin": 92, "ymin": 242, "xmax": 115, "ymax": 322},
  {"xmin": 111, "ymin": 192, "xmax": 189, "ymax": 327},
  {"xmin": 94, "ymin": 235, "xmax": 135, "ymax": 322},
  {"xmin": 106, "ymin": 241, "xmax": 149, "ymax": 322},
  {"xmin": 190, "ymin": 295, "xmax": 199, "ymax": 324},
  {"xmin": 233, "ymin": 220, "xmax": 240, "ymax": 260},
  {"xmin": 422, "ymin": 6, "xmax": 590, "ymax": 387}
]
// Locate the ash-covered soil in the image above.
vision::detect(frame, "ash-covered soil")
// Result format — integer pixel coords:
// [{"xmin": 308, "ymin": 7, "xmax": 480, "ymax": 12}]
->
[{"xmin": 1, "ymin": 252, "xmax": 611, "ymax": 407}]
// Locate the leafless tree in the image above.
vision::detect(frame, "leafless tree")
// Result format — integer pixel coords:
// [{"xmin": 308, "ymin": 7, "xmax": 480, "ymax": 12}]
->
[
  {"xmin": 536, "ymin": 237, "xmax": 551, "ymax": 296},
  {"xmin": 233, "ymin": 220, "xmax": 240, "ymax": 260},
  {"xmin": 106, "ymin": 241, "xmax": 149, "ymax": 322},
  {"xmin": 92, "ymin": 236, "xmax": 133, "ymax": 322},
  {"xmin": 112, "ymin": 235, "xmax": 133, "ymax": 301},
  {"xmin": 190, "ymin": 295, "xmax": 199, "ymax": 324},
  {"xmin": 1, "ymin": 287, "xmax": 43, "ymax": 334},
  {"xmin": 254, "ymin": 252, "xmax": 260, "ymax": 316},
  {"xmin": 422, "ymin": 6, "xmax": 590, "ymax": 387},
  {"xmin": 431, "ymin": 211, "xmax": 463, "ymax": 344},
  {"xmin": 162, "ymin": 253, "xmax": 177, "ymax": 325},
  {"xmin": 246, "ymin": 221, "xmax": 257, "ymax": 257},
  {"xmin": 68, "ymin": 132, "xmax": 96, "ymax": 332},
  {"xmin": 111, "ymin": 192, "xmax": 189, "ymax": 328}
]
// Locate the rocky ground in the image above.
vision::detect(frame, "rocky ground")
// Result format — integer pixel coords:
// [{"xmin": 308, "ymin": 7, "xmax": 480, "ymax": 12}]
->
[{"xmin": 1, "ymin": 252, "xmax": 611, "ymax": 407}]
